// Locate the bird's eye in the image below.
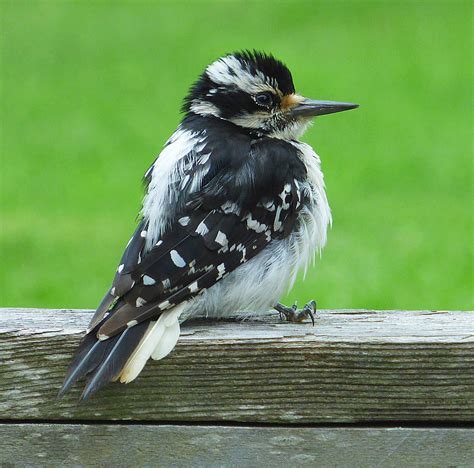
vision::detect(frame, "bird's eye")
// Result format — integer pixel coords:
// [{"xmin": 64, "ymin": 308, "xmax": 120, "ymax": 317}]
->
[{"xmin": 254, "ymin": 92, "xmax": 274, "ymax": 108}]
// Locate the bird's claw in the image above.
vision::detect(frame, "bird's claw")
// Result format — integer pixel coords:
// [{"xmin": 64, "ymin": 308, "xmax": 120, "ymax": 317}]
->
[{"xmin": 274, "ymin": 300, "xmax": 317, "ymax": 326}]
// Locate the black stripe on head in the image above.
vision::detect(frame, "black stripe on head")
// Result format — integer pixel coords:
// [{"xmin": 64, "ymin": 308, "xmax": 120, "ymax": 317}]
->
[
  {"xmin": 231, "ymin": 50, "xmax": 295, "ymax": 95},
  {"xmin": 209, "ymin": 90, "xmax": 257, "ymax": 119}
]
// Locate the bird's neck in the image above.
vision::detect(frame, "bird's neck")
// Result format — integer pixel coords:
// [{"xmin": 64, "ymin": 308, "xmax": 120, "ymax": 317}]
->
[
  {"xmin": 181, "ymin": 111, "xmax": 311, "ymax": 142},
  {"xmin": 181, "ymin": 112, "xmax": 253, "ymax": 137}
]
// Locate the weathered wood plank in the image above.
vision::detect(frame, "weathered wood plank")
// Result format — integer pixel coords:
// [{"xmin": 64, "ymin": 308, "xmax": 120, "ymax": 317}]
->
[
  {"xmin": 0, "ymin": 308, "xmax": 473, "ymax": 422},
  {"xmin": 1, "ymin": 424, "xmax": 473, "ymax": 467}
]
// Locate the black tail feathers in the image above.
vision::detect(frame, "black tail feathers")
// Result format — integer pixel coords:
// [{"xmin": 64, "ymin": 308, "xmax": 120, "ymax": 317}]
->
[{"xmin": 58, "ymin": 320, "xmax": 148, "ymax": 400}]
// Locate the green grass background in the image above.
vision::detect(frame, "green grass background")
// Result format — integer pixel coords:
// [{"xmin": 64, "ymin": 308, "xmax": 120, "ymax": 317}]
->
[{"xmin": 1, "ymin": 0, "xmax": 472, "ymax": 310}]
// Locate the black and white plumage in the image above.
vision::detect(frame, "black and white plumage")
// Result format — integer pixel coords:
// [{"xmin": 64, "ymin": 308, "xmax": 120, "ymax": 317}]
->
[{"xmin": 60, "ymin": 51, "xmax": 357, "ymax": 399}]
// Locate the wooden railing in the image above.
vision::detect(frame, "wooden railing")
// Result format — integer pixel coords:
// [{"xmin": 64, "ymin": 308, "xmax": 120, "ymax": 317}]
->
[{"xmin": 1, "ymin": 308, "xmax": 473, "ymax": 465}]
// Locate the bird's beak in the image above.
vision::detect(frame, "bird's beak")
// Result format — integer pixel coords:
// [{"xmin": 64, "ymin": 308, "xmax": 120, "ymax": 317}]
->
[{"xmin": 290, "ymin": 98, "xmax": 359, "ymax": 117}]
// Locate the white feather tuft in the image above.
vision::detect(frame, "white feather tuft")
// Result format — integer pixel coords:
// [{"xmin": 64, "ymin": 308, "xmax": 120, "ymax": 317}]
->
[
  {"xmin": 119, "ymin": 304, "xmax": 185, "ymax": 383},
  {"xmin": 151, "ymin": 319, "xmax": 180, "ymax": 360},
  {"xmin": 141, "ymin": 129, "xmax": 207, "ymax": 251}
]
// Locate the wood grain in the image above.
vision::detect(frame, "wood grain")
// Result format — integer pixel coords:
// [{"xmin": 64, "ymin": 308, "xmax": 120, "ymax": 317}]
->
[
  {"xmin": 1, "ymin": 308, "xmax": 473, "ymax": 423},
  {"xmin": 1, "ymin": 424, "xmax": 473, "ymax": 467}
]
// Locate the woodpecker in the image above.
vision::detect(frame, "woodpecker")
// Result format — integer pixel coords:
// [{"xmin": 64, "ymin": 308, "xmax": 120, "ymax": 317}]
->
[{"xmin": 60, "ymin": 51, "xmax": 358, "ymax": 399}]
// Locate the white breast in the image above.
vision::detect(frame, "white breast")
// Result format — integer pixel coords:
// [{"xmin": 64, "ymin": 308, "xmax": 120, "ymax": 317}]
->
[{"xmin": 288, "ymin": 140, "xmax": 332, "ymax": 277}]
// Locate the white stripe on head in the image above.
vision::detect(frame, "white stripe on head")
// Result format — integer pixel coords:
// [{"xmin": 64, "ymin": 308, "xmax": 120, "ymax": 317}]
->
[
  {"xmin": 206, "ymin": 55, "xmax": 277, "ymax": 95},
  {"xmin": 228, "ymin": 111, "xmax": 268, "ymax": 129},
  {"xmin": 190, "ymin": 100, "xmax": 221, "ymax": 117}
]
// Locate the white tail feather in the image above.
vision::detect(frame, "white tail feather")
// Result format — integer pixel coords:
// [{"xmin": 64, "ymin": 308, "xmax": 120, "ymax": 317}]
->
[
  {"xmin": 151, "ymin": 319, "xmax": 180, "ymax": 360},
  {"xmin": 119, "ymin": 305, "xmax": 184, "ymax": 383}
]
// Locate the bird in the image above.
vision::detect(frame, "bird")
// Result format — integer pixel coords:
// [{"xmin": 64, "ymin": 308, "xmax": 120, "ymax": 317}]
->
[{"xmin": 59, "ymin": 51, "xmax": 358, "ymax": 399}]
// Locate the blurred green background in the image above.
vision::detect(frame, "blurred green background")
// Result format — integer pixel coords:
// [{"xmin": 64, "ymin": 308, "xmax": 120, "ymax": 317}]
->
[{"xmin": 1, "ymin": 0, "xmax": 472, "ymax": 310}]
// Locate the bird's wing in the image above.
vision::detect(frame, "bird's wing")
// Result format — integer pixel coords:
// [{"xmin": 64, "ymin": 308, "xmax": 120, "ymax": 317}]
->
[{"xmin": 89, "ymin": 136, "xmax": 309, "ymax": 340}]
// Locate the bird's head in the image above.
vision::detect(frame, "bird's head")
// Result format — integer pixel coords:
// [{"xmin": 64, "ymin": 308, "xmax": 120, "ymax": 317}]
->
[{"xmin": 183, "ymin": 51, "xmax": 358, "ymax": 139}]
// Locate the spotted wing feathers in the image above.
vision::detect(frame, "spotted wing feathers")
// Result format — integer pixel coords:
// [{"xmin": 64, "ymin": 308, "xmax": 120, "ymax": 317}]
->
[{"xmin": 90, "ymin": 134, "xmax": 308, "ymax": 341}]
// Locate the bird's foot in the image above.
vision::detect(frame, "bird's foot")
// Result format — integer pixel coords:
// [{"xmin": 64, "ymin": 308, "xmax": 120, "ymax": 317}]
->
[{"xmin": 274, "ymin": 300, "xmax": 317, "ymax": 326}]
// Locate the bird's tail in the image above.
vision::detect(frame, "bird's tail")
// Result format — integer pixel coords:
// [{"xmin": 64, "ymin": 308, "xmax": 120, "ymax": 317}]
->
[{"xmin": 58, "ymin": 305, "xmax": 183, "ymax": 400}]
